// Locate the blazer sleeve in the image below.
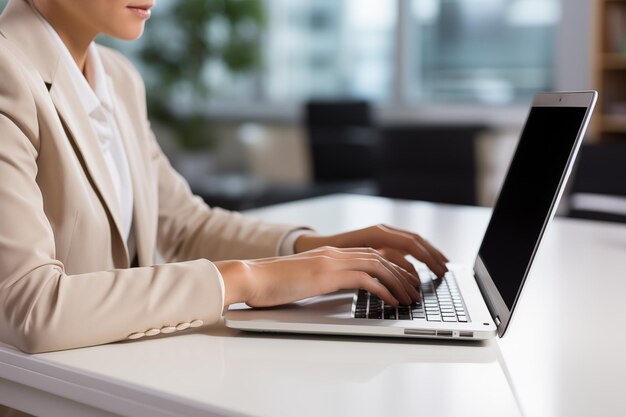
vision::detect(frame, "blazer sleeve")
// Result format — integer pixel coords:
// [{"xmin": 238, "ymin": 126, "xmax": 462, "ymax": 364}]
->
[
  {"xmin": 151, "ymin": 130, "xmax": 302, "ymax": 262},
  {"xmin": 0, "ymin": 44, "xmax": 225, "ymax": 354}
]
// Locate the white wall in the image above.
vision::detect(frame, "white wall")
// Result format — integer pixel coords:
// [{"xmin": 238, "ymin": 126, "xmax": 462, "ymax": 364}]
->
[{"xmin": 554, "ymin": 0, "xmax": 594, "ymax": 92}]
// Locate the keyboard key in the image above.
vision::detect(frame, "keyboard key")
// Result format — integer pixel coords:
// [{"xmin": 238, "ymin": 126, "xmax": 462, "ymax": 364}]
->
[{"xmin": 356, "ymin": 269, "xmax": 469, "ymax": 322}]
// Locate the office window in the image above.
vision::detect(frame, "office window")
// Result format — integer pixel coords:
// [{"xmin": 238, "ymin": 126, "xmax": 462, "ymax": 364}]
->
[
  {"xmin": 99, "ymin": 0, "xmax": 396, "ymax": 105},
  {"xmin": 0, "ymin": 0, "xmax": 561, "ymax": 109},
  {"xmin": 410, "ymin": 0, "xmax": 560, "ymax": 104},
  {"xmin": 260, "ymin": 0, "xmax": 396, "ymax": 103},
  {"xmin": 202, "ymin": 0, "xmax": 397, "ymax": 103},
  {"xmin": 209, "ymin": 0, "xmax": 560, "ymax": 106}
]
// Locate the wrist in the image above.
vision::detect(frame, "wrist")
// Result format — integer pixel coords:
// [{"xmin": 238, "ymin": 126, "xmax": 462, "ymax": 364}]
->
[
  {"xmin": 215, "ymin": 260, "xmax": 252, "ymax": 307},
  {"xmin": 294, "ymin": 233, "xmax": 327, "ymax": 253}
]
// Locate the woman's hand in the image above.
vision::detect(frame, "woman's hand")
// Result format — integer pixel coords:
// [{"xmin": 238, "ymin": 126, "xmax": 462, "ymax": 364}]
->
[
  {"xmin": 215, "ymin": 246, "xmax": 422, "ymax": 309},
  {"xmin": 294, "ymin": 224, "xmax": 449, "ymax": 278}
]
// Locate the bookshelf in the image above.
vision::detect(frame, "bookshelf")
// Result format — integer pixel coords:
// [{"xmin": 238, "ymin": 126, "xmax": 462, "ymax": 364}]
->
[{"xmin": 592, "ymin": 0, "xmax": 626, "ymax": 141}]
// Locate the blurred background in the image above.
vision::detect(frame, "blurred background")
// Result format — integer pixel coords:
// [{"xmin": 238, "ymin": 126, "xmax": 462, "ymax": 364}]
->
[{"xmin": 2, "ymin": 0, "xmax": 625, "ymax": 222}]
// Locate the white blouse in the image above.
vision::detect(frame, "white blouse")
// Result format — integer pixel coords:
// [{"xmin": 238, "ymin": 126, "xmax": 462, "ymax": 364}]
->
[{"xmin": 39, "ymin": 17, "xmax": 135, "ymax": 258}]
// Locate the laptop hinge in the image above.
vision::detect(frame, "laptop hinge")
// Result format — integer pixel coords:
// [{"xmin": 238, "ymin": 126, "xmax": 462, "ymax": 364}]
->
[{"xmin": 495, "ymin": 316, "xmax": 501, "ymax": 326}]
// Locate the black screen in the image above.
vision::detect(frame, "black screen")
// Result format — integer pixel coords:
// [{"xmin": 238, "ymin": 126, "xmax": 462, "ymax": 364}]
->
[{"xmin": 479, "ymin": 106, "xmax": 587, "ymax": 310}]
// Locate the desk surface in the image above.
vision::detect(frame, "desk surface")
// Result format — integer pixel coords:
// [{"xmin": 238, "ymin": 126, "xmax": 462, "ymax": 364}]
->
[{"xmin": 1, "ymin": 194, "xmax": 625, "ymax": 417}]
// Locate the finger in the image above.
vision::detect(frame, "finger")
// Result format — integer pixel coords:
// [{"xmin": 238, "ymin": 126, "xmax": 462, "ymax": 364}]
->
[
  {"xmin": 380, "ymin": 225, "xmax": 448, "ymax": 268},
  {"xmin": 409, "ymin": 234, "xmax": 448, "ymax": 266},
  {"xmin": 379, "ymin": 248, "xmax": 421, "ymax": 287},
  {"xmin": 391, "ymin": 265, "xmax": 421, "ymax": 303},
  {"xmin": 383, "ymin": 225, "xmax": 450, "ymax": 265},
  {"xmin": 308, "ymin": 246, "xmax": 380, "ymax": 256},
  {"xmin": 342, "ymin": 257, "xmax": 414, "ymax": 305},
  {"xmin": 367, "ymin": 251, "xmax": 421, "ymax": 302},
  {"xmin": 334, "ymin": 271, "xmax": 399, "ymax": 307},
  {"xmin": 318, "ymin": 247, "xmax": 421, "ymax": 302},
  {"xmin": 302, "ymin": 248, "xmax": 419, "ymax": 304},
  {"xmin": 372, "ymin": 227, "xmax": 447, "ymax": 277}
]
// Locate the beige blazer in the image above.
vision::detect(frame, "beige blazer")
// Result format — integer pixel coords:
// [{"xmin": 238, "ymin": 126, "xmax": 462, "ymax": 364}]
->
[{"xmin": 0, "ymin": 0, "xmax": 298, "ymax": 353}]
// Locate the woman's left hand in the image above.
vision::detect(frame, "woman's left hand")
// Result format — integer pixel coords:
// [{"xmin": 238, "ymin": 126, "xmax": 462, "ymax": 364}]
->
[{"xmin": 294, "ymin": 224, "xmax": 449, "ymax": 281}]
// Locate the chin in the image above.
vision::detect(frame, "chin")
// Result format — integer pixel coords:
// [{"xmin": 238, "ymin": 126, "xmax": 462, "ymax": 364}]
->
[{"xmin": 110, "ymin": 26, "xmax": 146, "ymax": 41}]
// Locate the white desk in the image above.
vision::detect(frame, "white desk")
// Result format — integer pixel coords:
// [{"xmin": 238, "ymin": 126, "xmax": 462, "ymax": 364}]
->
[{"xmin": 1, "ymin": 194, "xmax": 625, "ymax": 417}]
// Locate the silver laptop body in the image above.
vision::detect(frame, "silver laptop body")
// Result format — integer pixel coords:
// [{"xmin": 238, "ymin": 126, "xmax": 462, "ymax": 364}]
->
[{"xmin": 225, "ymin": 91, "xmax": 597, "ymax": 341}]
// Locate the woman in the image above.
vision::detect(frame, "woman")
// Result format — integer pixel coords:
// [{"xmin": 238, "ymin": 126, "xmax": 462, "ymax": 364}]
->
[{"xmin": 0, "ymin": 0, "xmax": 448, "ymax": 356}]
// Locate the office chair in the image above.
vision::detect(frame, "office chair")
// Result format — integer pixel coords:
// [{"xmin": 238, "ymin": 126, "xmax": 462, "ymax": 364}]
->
[
  {"xmin": 304, "ymin": 100, "xmax": 378, "ymax": 186},
  {"xmin": 377, "ymin": 125, "xmax": 486, "ymax": 206},
  {"xmin": 567, "ymin": 142, "xmax": 626, "ymax": 223}
]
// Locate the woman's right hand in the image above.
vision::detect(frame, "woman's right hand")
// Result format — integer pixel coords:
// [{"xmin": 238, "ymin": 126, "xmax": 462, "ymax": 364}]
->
[{"xmin": 215, "ymin": 247, "xmax": 422, "ymax": 309}]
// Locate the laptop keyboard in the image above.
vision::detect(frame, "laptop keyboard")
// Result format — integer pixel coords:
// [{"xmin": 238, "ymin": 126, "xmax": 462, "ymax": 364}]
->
[{"xmin": 353, "ymin": 270, "xmax": 469, "ymax": 322}]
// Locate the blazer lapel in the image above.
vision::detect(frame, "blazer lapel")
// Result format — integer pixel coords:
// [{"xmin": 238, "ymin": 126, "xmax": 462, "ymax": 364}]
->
[
  {"xmin": 0, "ymin": 0, "xmax": 129, "ymax": 262},
  {"xmin": 107, "ymin": 75, "xmax": 155, "ymax": 266},
  {"xmin": 49, "ymin": 70, "xmax": 127, "ymax": 255}
]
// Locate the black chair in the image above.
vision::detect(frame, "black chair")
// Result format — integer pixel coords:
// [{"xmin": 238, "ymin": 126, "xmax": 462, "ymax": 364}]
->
[
  {"xmin": 304, "ymin": 100, "xmax": 378, "ymax": 193},
  {"xmin": 377, "ymin": 125, "xmax": 486, "ymax": 206},
  {"xmin": 567, "ymin": 142, "xmax": 626, "ymax": 223}
]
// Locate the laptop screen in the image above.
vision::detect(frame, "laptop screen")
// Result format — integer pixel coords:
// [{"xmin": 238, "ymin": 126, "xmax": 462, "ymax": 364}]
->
[{"xmin": 478, "ymin": 106, "xmax": 587, "ymax": 310}]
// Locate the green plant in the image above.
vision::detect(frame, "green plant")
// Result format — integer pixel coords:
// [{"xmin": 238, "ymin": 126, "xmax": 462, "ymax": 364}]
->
[{"xmin": 135, "ymin": 0, "xmax": 266, "ymax": 150}]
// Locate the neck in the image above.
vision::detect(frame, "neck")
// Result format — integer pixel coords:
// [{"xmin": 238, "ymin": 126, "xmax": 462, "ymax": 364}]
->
[{"xmin": 31, "ymin": 0, "xmax": 96, "ymax": 73}]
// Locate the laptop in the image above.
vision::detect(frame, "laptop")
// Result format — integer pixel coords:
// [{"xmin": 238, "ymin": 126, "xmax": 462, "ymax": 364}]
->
[{"xmin": 225, "ymin": 91, "xmax": 597, "ymax": 341}]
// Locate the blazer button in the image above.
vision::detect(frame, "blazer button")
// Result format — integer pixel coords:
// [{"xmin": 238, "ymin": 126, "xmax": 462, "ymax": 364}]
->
[
  {"xmin": 128, "ymin": 332, "xmax": 145, "ymax": 340},
  {"xmin": 145, "ymin": 328, "xmax": 161, "ymax": 337},
  {"xmin": 161, "ymin": 326, "xmax": 177, "ymax": 334},
  {"xmin": 190, "ymin": 319, "xmax": 203, "ymax": 328},
  {"xmin": 176, "ymin": 322, "xmax": 190, "ymax": 331}
]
